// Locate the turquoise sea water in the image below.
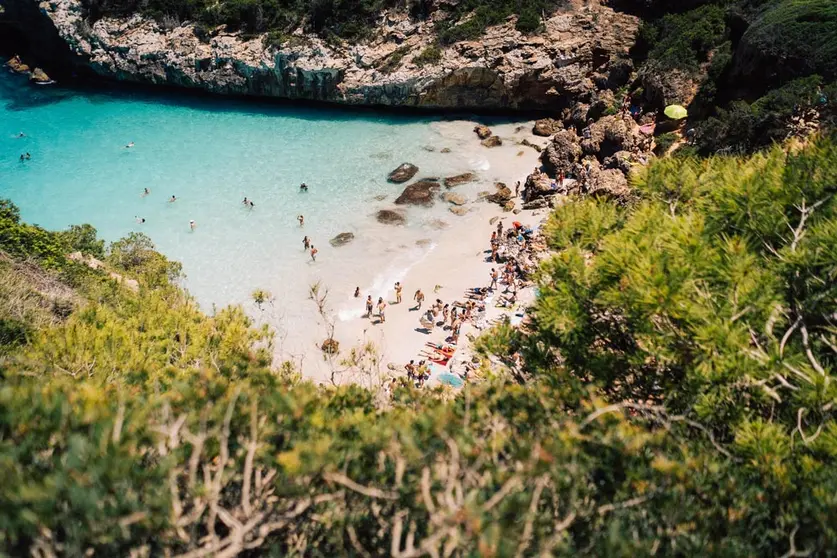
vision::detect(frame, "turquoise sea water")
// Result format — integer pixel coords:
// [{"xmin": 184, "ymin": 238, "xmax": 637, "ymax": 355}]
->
[{"xmin": 0, "ymin": 68, "xmax": 516, "ymax": 355}]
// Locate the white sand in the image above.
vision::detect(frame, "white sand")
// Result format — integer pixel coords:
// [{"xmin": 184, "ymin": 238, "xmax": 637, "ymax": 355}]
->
[{"xmin": 266, "ymin": 120, "xmax": 550, "ymax": 383}]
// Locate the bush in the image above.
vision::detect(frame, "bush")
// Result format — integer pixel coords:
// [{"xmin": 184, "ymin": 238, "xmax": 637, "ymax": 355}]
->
[
  {"xmin": 413, "ymin": 45, "xmax": 442, "ymax": 67},
  {"xmin": 638, "ymin": 4, "xmax": 728, "ymax": 74}
]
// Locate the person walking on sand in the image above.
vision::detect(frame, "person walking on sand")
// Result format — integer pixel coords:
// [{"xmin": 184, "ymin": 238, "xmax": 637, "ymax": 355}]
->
[
  {"xmin": 303, "ymin": 236, "xmax": 310, "ymax": 250},
  {"xmin": 378, "ymin": 297, "xmax": 387, "ymax": 323},
  {"xmin": 354, "ymin": 287, "xmax": 361, "ymax": 298},
  {"xmin": 490, "ymin": 268, "xmax": 499, "ymax": 290},
  {"xmin": 366, "ymin": 295, "xmax": 374, "ymax": 319},
  {"xmin": 298, "ymin": 215, "xmax": 304, "ymax": 227},
  {"xmin": 394, "ymin": 282, "xmax": 403, "ymax": 304},
  {"xmin": 310, "ymin": 245, "xmax": 318, "ymax": 262},
  {"xmin": 413, "ymin": 289, "xmax": 425, "ymax": 310}
]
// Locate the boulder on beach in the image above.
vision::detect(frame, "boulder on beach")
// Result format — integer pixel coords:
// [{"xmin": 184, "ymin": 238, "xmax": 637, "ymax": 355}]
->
[
  {"xmin": 444, "ymin": 172, "xmax": 476, "ymax": 188},
  {"xmin": 441, "ymin": 192, "xmax": 467, "ymax": 205},
  {"xmin": 428, "ymin": 219, "xmax": 449, "ymax": 230},
  {"xmin": 376, "ymin": 209, "xmax": 407, "ymax": 225},
  {"xmin": 586, "ymin": 167, "xmax": 631, "ymax": 201},
  {"xmin": 30, "ymin": 68, "xmax": 52, "ymax": 84},
  {"xmin": 533, "ymin": 118, "xmax": 562, "ymax": 137},
  {"xmin": 487, "ymin": 182, "xmax": 513, "ymax": 205},
  {"xmin": 503, "ymin": 200, "xmax": 516, "ymax": 212},
  {"xmin": 481, "ymin": 135, "xmax": 502, "ymax": 148},
  {"xmin": 387, "ymin": 162, "xmax": 419, "ymax": 183},
  {"xmin": 449, "ymin": 206, "xmax": 469, "ymax": 216},
  {"xmin": 440, "ymin": 147, "xmax": 452, "ymax": 153},
  {"xmin": 474, "ymin": 125, "xmax": 492, "ymax": 139},
  {"xmin": 519, "ymin": 138, "xmax": 543, "ymax": 152},
  {"xmin": 329, "ymin": 232, "xmax": 355, "ymax": 247},
  {"xmin": 541, "ymin": 129, "xmax": 582, "ymax": 176},
  {"xmin": 580, "ymin": 114, "xmax": 639, "ymax": 160},
  {"xmin": 395, "ymin": 180, "xmax": 441, "ymax": 206}
]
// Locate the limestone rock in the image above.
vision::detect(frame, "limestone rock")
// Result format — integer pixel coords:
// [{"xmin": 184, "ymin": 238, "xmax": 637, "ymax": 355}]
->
[
  {"xmin": 5, "ymin": 55, "xmax": 30, "ymax": 74},
  {"xmin": 533, "ymin": 118, "xmax": 561, "ymax": 137},
  {"xmin": 602, "ymin": 150, "xmax": 634, "ymax": 174},
  {"xmin": 523, "ymin": 197, "xmax": 552, "ymax": 210},
  {"xmin": 387, "ymin": 163, "xmax": 419, "ymax": 183},
  {"xmin": 519, "ymin": 138, "xmax": 543, "ymax": 152},
  {"xmin": 440, "ymin": 148, "xmax": 452, "ymax": 153},
  {"xmin": 474, "ymin": 125, "xmax": 492, "ymax": 139},
  {"xmin": 395, "ymin": 180, "xmax": 441, "ymax": 206},
  {"xmin": 441, "ymin": 192, "xmax": 467, "ymax": 205},
  {"xmin": 444, "ymin": 172, "xmax": 476, "ymax": 188},
  {"xmin": 638, "ymin": 63, "xmax": 697, "ymax": 108},
  {"xmin": 449, "ymin": 206, "xmax": 469, "ymax": 216},
  {"xmin": 481, "ymin": 135, "xmax": 502, "ymax": 148},
  {"xmin": 486, "ymin": 182, "xmax": 513, "ymax": 205},
  {"xmin": 580, "ymin": 115, "xmax": 639, "ymax": 160},
  {"xmin": 30, "ymin": 68, "xmax": 52, "ymax": 83},
  {"xmin": 540, "ymin": 129, "xmax": 582, "ymax": 176},
  {"xmin": 586, "ymin": 167, "xmax": 631, "ymax": 201},
  {"xmin": 329, "ymin": 232, "xmax": 355, "ymax": 247},
  {"xmin": 524, "ymin": 172, "xmax": 559, "ymax": 199},
  {"xmin": 18, "ymin": 0, "xmax": 640, "ymax": 110},
  {"xmin": 503, "ymin": 200, "xmax": 515, "ymax": 212},
  {"xmin": 376, "ymin": 209, "xmax": 407, "ymax": 225}
]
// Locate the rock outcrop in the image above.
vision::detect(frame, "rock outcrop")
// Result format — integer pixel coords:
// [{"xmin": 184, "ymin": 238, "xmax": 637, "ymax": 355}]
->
[
  {"xmin": 486, "ymin": 183, "xmax": 513, "ymax": 205},
  {"xmin": 376, "ymin": 209, "xmax": 407, "ymax": 225},
  {"xmin": 533, "ymin": 118, "xmax": 561, "ymax": 137},
  {"xmin": 395, "ymin": 180, "xmax": 441, "ymax": 206},
  {"xmin": 441, "ymin": 192, "xmax": 467, "ymax": 205},
  {"xmin": 474, "ymin": 125, "xmax": 493, "ymax": 139},
  {"xmin": 443, "ymin": 173, "xmax": 476, "ymax": 188},
  {"xmin": 387, "ymin": 163, "xmax": 419, "ymax": 183},
  {"xmin": 3, "ymin": 0, "xmax": 639, "ymax": 109},
  {"xmin": 481, "ymin": 135, "xmax": 502, "ymax": 148},
  {"xmin": 329, "ymin": 232, "xmax": 355, "ymax": 247},
  {"xmin": 540, "ymin": 129, "xmax": 582, "ymax": 176}
]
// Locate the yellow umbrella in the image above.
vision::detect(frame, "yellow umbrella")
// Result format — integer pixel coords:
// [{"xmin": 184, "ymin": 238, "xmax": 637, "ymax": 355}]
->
[{"xmin": 664, "ymin": 104, "xmax": 688, "ymax": 120}]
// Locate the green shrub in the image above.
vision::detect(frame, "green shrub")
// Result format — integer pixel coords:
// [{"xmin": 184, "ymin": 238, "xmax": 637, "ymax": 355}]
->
[
  {"xmin": 639, "ymin": 4, "xmax": 728, "ymax": 74},
  {"xmin": 654, "ymin": 131, "xmax": 678, "ymax": 154},
  {"xmin": 377, "ymin": 46, "xmax": 410, "ymax": 73},
  {"xmin": 413, "ymin": 45, "xmax": 442, "ymax": 66}
]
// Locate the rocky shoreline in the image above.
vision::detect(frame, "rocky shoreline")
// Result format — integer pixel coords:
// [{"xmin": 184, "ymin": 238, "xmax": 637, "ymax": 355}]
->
[{"xmin": 2, "ymin": 0, "xmax": 638, "ymax": 110}]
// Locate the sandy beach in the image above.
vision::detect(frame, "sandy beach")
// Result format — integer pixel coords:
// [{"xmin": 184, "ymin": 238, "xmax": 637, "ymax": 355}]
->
[{"xmin": 280, "ymin": 120, "xmax": 552, "ymax": 384}]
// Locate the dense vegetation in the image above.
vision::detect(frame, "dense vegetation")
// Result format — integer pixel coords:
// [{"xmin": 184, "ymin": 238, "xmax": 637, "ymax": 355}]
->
[
  {"xmin": 632, "ymin": 0, "xmax": 837, "ymax": 153},
  {"xmin": 2, "ymin": 131, "xmax": 837, "ymax": 554}
]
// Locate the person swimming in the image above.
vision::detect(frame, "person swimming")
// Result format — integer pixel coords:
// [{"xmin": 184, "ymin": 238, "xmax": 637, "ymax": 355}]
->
[
  {"xmin": 310, "ymin": 245, "xmax": 318, "ymax": 261},
  {"xmin": 17, "ymin": 132, "xmax": 25, "ymax": 138},
  {"xmin": 25, "ymin": 153, "xmax": 30, "ymax": 160},
  {"xmin": 19, "ymin": 154, "xmax": 24, "ymax": 162},
  {"xmin": 249, "ymin": 200, "xmax": 254, "ymax": 208},
  {"xmin": 242, "ymin": 197, "xmax": 249, "ymax": 205},
  {"xmin": 298, "ymin": 215, "xmax": 305, "ymax": 226},
  {"xmin": 142, "ymin": 187, "xmax": 150, "ymax": 196},
  {"xmin": 189, "ymin": 220, "xmax": 196, "ymax": 230},
  {"xmin": 125, "ymin": 142, "xmax": 134, "ymax": 148},
  {"xmin": 300, "ymin": 183, "xmax": 308, "ymax": 192},
  {"xmin": 135, "ymin": 216, "xmax": 146, "ymax": 224},
  {"xmin": 303, "ymin": 236, "xmax": 310, "ymax": 250},
  {"xmin": 169, "ymin": 195, "xmax": 177, "ymax": 203}
]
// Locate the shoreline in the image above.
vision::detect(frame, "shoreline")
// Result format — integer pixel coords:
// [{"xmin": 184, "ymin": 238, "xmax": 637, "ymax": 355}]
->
[{"xmin": 283, "ymin": 120, "xmax": 550, "ymax": 384}]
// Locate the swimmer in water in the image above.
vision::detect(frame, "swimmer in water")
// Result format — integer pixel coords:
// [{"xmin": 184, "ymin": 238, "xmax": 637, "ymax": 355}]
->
[
  {"xmin": 25, "ymin": 153, "xmax": 30, "ymax": 160},
  {"xmin": 300, "ymin": 183, "xmax": 308, "ymax": 192},
  {"xmin": 303, "ymin": 236, "xmax": 310, "ymax": 250},
  {"xmin": 242, "ymin": 197, "xmax": 249, "ymax": 205},
  {"xmin": 17, "ymin": 132, "xmax": 25, "ymax": 138},
  {"xmin": 249, "ymin": 200, "xmax": 255, "ymax": 208},
  {"xmin": 19, "ymin": 154, "xmax": 25, "ymax": 162},
  {"xmin": 135, "ymin": 216, "xmax": 146, "ymax": 224},
  {"xmin": 189, "ymin": 220, "xmax": 196, "ymax": 230},
  {"xmin": 298, "ymin": 215, "xmax": 304, "ymax": 227},
  {"xmin": 310, "ymin": 245, "xmax": 318, "ymax": 262},
  {"xmin": 169, "ymin": 195, "xmax": 177, "ymax": 203},
  {"xmin": 125, "ymin": 142, "xmax": 134, "ymax": 149}
]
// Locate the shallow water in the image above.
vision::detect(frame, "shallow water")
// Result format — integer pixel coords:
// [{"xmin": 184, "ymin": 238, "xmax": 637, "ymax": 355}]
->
[{"xmin": 0, "ymin": 68, "xmax": 533, "ymax": 367}]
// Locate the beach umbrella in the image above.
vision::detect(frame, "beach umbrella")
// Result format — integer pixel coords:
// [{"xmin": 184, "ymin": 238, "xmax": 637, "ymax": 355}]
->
[{"xmin": 664, "ymin": 104, "xmax": 688, "ymax": 120}]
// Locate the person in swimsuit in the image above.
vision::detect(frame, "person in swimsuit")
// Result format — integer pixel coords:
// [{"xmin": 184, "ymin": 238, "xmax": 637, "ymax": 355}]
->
[
  {"xmin": 414, "ymin": 289, "xmax": 425, "ymax": 310},
  {"xmin": 243, "ymin": 197, "xmax": 249, "ymax": 205},
  {"xmin": 310, "ymin": 245, "xmax": 318, "ymax": 261},
  {"xmin": 169, "ymin": 195, "xmax": 177, "ymax": 203},
  {"xmin": 300, "ymin": 183, "xmax": 308, "ymax": 192},
  {"xmin": 354, "ymin": 287, "xmax": 361, "ymax": 298},
  {"xmin": 303, "ymin": 236, "xmax": 310, "ymax": 250},
  {"xmin": 377, "ymin": 297, "xmax": 387, "ymax": 323},
  {"xmin": 142, "ymin": 187, "xmax": 150, "ymax": 196},
  {"xmin": 125, "ymin": 142, "xmax": 134, "ymax": 148},
  {"xmin": 298, "ymin": 215, "xmax": 304, "ymax": 226},
  {"xmin": 190, "ymin": 220, "xmax": 196, "ymax": 231},
  {"xmin": 394, "ymin": 282, "xmax": 403, "ymax": 304},
  {"xmin": 366, "ymin": 295, "xmax": 374, "ymax": 318}
]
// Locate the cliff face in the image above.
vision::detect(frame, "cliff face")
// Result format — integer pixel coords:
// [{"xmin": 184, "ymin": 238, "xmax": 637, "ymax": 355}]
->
[{"xmin": 6, "ymin": 0, "xmax": 638, "ymax": 109}]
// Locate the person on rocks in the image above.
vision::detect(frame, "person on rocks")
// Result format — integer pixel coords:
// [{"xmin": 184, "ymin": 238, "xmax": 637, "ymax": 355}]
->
[
  {"xmin": 303, "ymin": 236, "xmax": 310, "ymax": 250},
  {"xmin": 413, "ymin": 289, "xmax": 425, "ymax": 310},
  {"xmin": 378, "ymin": 297, "xmax": 387, "ymax": 323},
  {"xmin": 366, "ymin": 295, "xmax": 374, "ymax": 318},
  {"xmin": 394, "ymin": 282, "xmax": 403, "ymax": 304},
  {"xmin": 310, "ymin": 245, "xmax": 318, "ymax": 262}
]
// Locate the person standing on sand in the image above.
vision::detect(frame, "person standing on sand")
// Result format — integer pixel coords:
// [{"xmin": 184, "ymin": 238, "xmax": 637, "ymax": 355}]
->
[
  {"xmin": 394, "ymin": 282, "xmax": 403, "ymax": 304},
  {"xmin": 414, "ymin": 289, "xmax": 425, "ymax": 310},
  {"xmin": 490, "ymin": 268, "xmax": 499, "ymax": 290},
  {"xmin": 303, "ymin": 236, "xmax": 310, "ymax": 250},
  {"xmin": 366, "ymin": 295, "xmax": 374, "ymax": 318},
  {"xmin": 515, "ymin": 181, "xmax": 521, "ymax": 197},
  {"xmin": 378, "ymin": 297, "xmax": 387, "ymax": 323},
  {"xmin": 298, "ymin": 215, "xmax": 305, "ymax": 226},
  {"xmin": 310, "ymin": 245, "xmax": 318, "ymax": 262},
  {"xmin": 354, "ymin": 287, "xmax": 361, "ymax": 298}
]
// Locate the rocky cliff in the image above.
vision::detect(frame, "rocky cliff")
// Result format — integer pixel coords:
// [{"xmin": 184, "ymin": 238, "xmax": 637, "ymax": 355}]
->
[{"xmin": 4, "ymin": 0, "xmax": 638, "ymax": 109}]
